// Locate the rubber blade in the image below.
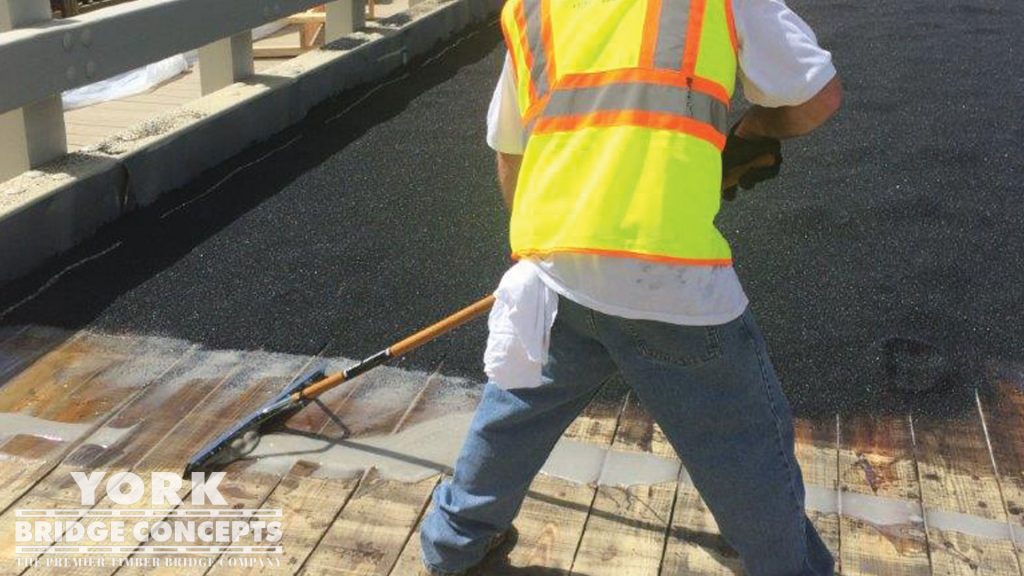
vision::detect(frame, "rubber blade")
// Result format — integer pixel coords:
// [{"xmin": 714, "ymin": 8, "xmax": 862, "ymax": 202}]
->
[{"xmin": 183, "ymin": 368, "xmax": 326, "ymax": 475}]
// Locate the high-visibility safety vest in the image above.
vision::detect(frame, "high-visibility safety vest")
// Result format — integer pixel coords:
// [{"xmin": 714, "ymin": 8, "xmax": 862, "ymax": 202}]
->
[{"xmin": 501, "ymin": 0, "xmax": 739, "ymax": 265}]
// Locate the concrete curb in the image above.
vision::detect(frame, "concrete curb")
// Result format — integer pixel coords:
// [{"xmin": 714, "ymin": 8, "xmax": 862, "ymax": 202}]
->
[{"xmin": 0, "ymin": 0, "xmax": 502, "ymax": 285}]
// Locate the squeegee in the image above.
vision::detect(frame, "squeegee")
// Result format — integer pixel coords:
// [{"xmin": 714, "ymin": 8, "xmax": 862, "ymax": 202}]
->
[{"xmin": 185, "ymin": 294, "xmax": 496, "ymax": 475}]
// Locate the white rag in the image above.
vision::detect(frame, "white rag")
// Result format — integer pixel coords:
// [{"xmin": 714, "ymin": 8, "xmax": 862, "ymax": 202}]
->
[{"xmin": 484, "ymin": 262, "xmax": 559, "ymax": 390}]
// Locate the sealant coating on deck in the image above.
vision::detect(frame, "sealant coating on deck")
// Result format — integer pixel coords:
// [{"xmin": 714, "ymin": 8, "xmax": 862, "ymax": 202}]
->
[{"xmin": 0, "ymin": 0, "xmax": 1023, "ymax": 420}]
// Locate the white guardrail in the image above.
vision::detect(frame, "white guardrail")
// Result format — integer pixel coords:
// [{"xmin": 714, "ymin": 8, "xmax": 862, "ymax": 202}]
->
[{"xmin": 0, "ymin": 0, "xmax": 366, "ymax": 182}]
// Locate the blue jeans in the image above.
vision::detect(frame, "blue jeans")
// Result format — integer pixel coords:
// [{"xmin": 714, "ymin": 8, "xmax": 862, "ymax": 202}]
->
[{"xmin": 421, "ymin": 297, "xmax": 835, "ymax": 575}]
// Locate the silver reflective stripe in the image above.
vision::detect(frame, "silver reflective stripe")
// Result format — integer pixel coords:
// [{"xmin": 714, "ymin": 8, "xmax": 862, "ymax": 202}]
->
[
  {"xmin": 540, "ymin": 83, "xmax": 728, "ymax": 133},
  {"xmin": 653, "ymin": 0, "xmax": 690, "ymax": 70},
  {"xmin": 523, "ymin": 0, "xmax": 550, "ymax": 97}
]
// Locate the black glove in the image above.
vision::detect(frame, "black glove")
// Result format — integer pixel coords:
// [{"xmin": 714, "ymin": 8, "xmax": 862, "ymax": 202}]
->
[{"xmin": 721, "ymin": 122, "xmax": 782, "ymax": 201}]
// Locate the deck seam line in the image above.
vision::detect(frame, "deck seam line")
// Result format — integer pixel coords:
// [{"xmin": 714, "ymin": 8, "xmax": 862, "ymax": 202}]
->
[
  {"xmin": 656, "ymin": 464, "xmax": 682, "ymax": 576},
  {"xmin": 907, "ymin": 412, "xmax": 936, "ymax": 576},
  {"xmin": 384, "ymin": 474, "xmax": 444, "ymax": 576},
  {"xmin": 202, "ymin": 473, "xmax": 291, "ymax": 576},
  {"xmin": 391, "ymin": 361, "xmax": 445, "ymax": 435},
  {"xmin": 974, "ymin": 387, "xmax": 1024, "ymax": 575},
  {"xmin": 292, "ymin": 468, "xmax": 373, "ymax": 576},
  {"xmin": 833, "ymin": 412, "xmax": 841, "ymax": 575},
  {"xmin": 113, "ymin": 484, "xmax": 198, "ymax": 575},
  {"xmin": 567, "ymin": 391, "xmax": 630, "ymax": 575}
]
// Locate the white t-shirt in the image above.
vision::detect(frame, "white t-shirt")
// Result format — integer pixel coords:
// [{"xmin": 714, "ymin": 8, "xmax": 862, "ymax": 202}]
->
[{"xmin": 487, "ymin": 0, "xmax": 837, "ymax": 326}]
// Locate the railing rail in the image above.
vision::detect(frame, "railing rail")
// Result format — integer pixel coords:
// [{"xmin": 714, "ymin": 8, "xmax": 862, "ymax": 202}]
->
[
  {"xmin": 0, "ymin": 0, "xmax": 330, "ymax": 115},
  {"xmin": 0, "ymin": 0, "xmax": 365, "ymax": 181}
]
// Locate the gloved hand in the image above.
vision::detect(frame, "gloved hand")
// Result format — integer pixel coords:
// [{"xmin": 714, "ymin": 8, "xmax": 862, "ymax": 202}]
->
[{"xmin": 721, "ymin": 121, "xmax": 782, "ymax": 201}]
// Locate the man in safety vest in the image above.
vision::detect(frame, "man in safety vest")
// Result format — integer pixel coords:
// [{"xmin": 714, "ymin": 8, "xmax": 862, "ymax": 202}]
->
[{"xmin": 421, "ymin": 0, "xmax": 842, "ymax": 573}]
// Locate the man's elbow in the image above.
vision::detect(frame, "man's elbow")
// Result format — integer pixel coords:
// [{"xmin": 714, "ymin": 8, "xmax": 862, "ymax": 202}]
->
[
  {"xmin": 496, "ymin": 152, "xmax": 524, "ymax": 209},
  {"xmin": 818, "ymin": 75, "xmax": 843, "ymax": 120},
  {"xmin": 805, "ymin": 76, "xmax": 843, "ymax": 131}
]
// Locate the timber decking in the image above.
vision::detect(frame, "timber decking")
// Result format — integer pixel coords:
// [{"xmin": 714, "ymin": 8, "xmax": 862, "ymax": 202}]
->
[{"xmin": 1, "ymin": 326, "xmax": 1022, "ymax": 575}]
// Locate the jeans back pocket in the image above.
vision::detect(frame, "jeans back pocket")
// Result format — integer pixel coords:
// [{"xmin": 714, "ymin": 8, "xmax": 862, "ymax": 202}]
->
[{"xmin": 622, "ymin": 319, "xmax": 723, "ymax": 367}]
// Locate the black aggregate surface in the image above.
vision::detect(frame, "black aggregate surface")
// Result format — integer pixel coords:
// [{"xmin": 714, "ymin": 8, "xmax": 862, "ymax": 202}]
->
[{"xmin": 2, "ymin": 0, "xmax": 1022, "ymax": 419}]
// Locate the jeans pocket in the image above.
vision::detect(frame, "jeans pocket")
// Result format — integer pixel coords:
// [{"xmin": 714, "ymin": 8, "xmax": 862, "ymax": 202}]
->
[{"xmin": 622, "ymin": 319, "xmax": 723, "ymax": 367}]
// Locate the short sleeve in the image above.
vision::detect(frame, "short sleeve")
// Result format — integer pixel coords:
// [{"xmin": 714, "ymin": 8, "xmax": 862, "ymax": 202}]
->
[
  {"xmin": 732, "ymin": 0, "xmax": 837, "ymax": 107},
  {"xmin": 486, "ymin": 53, "xmax": 529, "ymax": 154}
]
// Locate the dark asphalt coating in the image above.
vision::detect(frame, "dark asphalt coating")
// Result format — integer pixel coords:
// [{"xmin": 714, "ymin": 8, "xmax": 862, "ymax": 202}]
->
[{"xmin": 2, "ymin": 0, "xmax": 1022, "ymax": 419}]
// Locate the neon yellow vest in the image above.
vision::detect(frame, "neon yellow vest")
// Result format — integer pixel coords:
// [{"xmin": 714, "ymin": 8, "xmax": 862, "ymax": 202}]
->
[{"xmin": 501, "ymin": 0, "xmax": 738, "ymax": 265}]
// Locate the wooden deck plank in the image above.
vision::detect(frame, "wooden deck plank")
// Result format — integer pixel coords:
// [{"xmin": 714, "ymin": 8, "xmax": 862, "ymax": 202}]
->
[
  {"xmin": 571, "ymin": 392, "xmax": 679, "ymax": 576},
  {"xmin": 119, "ymin": 94, "xmax": 189, "ymax": 105},
  {"xmin": 65, "ymin": 123, "xmax": 129, "ymax": 134},
  {"xmin": 68, "ymin": 108, "xmax": 176, "ymax": 124},
  {"xmin": 838, "ymin": 414, "xmax": 929, "ymax": 576},
  {"xmin": 27, "ymin": 355, "xmax": 311, "ymax": 576},
  {"xmin": 69, "ymin": 100, "xmax": 180, "ymax": 112},
  {"xmin": 0, "ymin": 335, "xmax": 191, "ymax": 515},
  {"xmin": 796, "ymin": 417, "xmax": 841, "ymax": 560},
  {"xmin": 0, "ymin": 326, "xmax": 74, "ymax": 385},
  {"xmin": 0, "ymin": 332, "xmax": 131, "ymax": 416},
  {"xmin": 387, "ymin": 498, "xmax": 434, "ymax": 576},
  {"xmin": 976, "ymin": 366, "xmax": 1024, "ymax": 568},
  {"xmin": 105, "ymin": 468, "xmax": 288, "ymax": 576},
  {"xmin": 913, "ymin": 398, "xmax": 1022, "ymax": 576},
  {"xmin": 0, "ymin": 350, "xmax": 242, "ymax": 574},
  {"xmin": 64, "ymin": 350, "xmax": 242, "ymax": 472},
  {"xmin": 136, "ymin": 357, "xmax": 302, "ymax": 474},
  {"xmin": 204, "ymin": 462, "xmax": 363, "ymax": 576},
  {"xmin": 63, "ymin": 118, "xmax": 139, "ymax": 130},
  {"xmin": 300, "ymin": 472, "xmax": 437, "ymax": 576}
]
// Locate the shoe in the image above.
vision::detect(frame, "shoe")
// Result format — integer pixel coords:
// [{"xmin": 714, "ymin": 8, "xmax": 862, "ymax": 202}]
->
[{"xmin": 423, "ymin": 527, "xmax": 516, "ymax": 576}]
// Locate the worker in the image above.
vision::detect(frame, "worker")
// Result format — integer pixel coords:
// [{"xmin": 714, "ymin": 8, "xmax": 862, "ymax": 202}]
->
[{"xmin": 421, "ymin": 0, "xmax": 843, "ymax": 573}]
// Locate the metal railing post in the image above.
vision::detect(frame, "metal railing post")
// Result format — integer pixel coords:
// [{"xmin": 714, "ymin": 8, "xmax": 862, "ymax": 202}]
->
[
  {"xmin": 197, "ymin": 31, "xmax": 254, "ymax": 96},
  {"xmin": 0, "ymin": 0, "xmax": 68, "ymax": 182},
  {"xmin": 324, "ymin": 0, "xmax": 364, "ymax": 43}
]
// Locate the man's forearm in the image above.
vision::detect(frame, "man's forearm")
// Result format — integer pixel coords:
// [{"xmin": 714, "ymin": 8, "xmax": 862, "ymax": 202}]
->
[
  {"xmin": 735, "ymin": 76, "xmax": 843, "ymax": 140},
  {"xmin": 497, "ymin": 152, "xmax": 523, "ymax": 209}
]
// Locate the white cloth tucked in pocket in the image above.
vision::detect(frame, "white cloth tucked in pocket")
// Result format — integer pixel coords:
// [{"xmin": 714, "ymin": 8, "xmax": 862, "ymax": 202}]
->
[{"xmin": 484, "ymin": 262, "xmax": 559, "ymax": 390}]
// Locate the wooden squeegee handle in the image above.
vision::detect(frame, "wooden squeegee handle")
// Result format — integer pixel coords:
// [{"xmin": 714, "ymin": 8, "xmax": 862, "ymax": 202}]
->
[
  {"xmin": 294, "ymin": 294, "xmax": 496, "ymax": 401},
  {"xmin": 390, "ymin": 294, "xmax": 497, "ymax": 356}
]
